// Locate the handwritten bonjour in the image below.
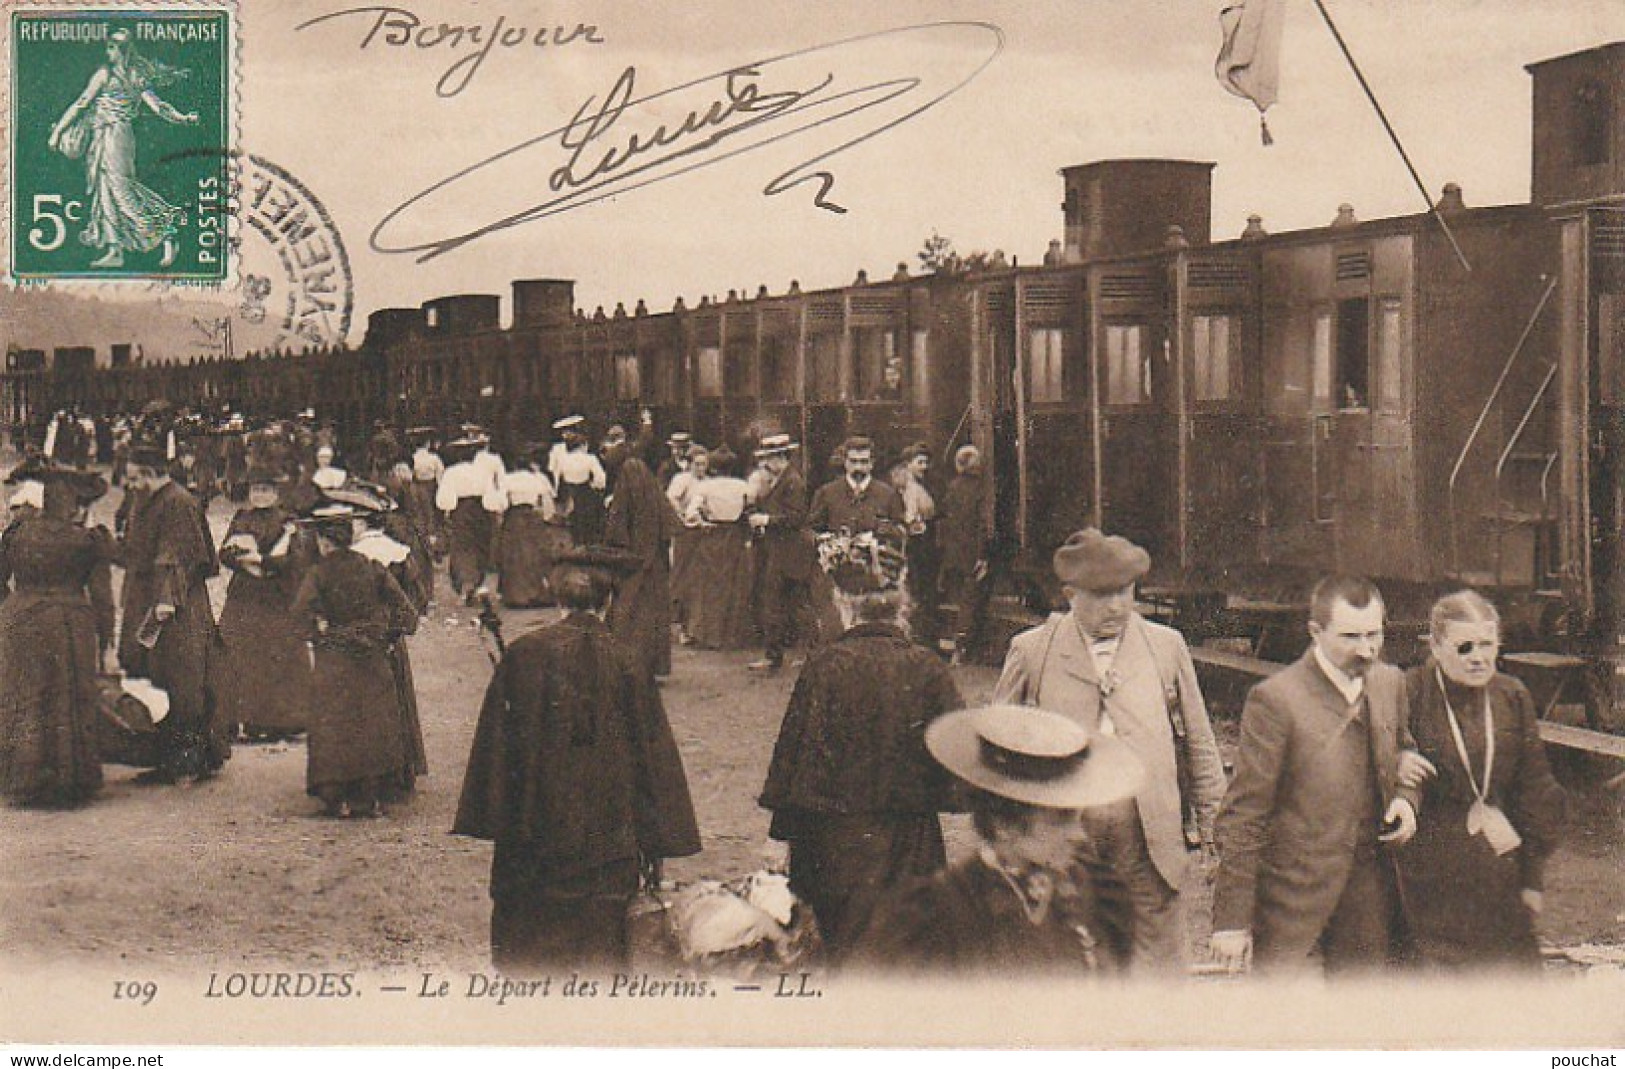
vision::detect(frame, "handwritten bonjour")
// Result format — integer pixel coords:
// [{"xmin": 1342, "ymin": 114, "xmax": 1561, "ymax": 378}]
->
[
  {"xmin": 369, "ymin": 23, "xmax": 1005, "ymax": 262},
  {"xmin": 296, "ymin": 6, "xmax": 605, "ymax": 98}
]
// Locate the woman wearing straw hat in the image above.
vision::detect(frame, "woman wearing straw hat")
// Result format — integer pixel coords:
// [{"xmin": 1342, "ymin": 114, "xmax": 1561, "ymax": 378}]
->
[
  {"xmin": 0, "ymin": 458, "xmax": 115, "ymax": 806},
  {"xmin": 853, "ymin": 705, "xmax": 1143, "ymax": 974}
]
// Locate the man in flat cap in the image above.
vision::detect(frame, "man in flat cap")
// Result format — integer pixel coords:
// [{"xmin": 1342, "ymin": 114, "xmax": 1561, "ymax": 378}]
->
[
  {"xmin": 993, "ymin": 528, "xmax": 1225, "ymax": 973},
  {"xmin": 454, "ymin": 549, "xmax": 700, "ymax": 973}
]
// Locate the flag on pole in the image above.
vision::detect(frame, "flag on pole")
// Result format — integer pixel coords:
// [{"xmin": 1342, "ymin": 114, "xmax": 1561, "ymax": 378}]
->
[{"xmin": 1216, "ymin": 0, "xmax": 1286, "ymax": 145}]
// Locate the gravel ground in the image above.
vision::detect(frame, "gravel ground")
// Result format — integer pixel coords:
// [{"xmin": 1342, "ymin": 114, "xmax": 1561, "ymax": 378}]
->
[{"xmin": 1, "ymin": 488, "xmax": 1622, "ymax": 977}]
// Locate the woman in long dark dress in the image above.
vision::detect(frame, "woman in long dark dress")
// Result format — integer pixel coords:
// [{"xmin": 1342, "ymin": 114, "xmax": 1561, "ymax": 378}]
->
[
  {"xmin": 1397, "ymin": 590, "xmax": 1566, "ymax": 969},
  {"xmin": 758, "ymin": 532, "xmax": 962, "ymax": 963},
  {"xmin": 293, "ymin": 503, "xmax": 423, "ymax": 818},
  {"xmin": 216, "ymin": 467, "xmax": 313, "ymax": 742},
  {"xmin": 0, "ymin": 461, "xmax": 114, "ymax": 807},
  {"xmin": 495, "ymin": 456, "xmax": 566, "ymax": 609}
]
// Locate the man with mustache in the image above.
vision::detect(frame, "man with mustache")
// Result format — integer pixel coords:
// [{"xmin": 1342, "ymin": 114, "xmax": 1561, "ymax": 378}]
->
[
  {"xmin": 1211, "ymin": 575, "xmax": 1423, "ymax": 975},
  {"xmin": 993, "ymin": 528, "xmax": 1226, "ymax": 972}
]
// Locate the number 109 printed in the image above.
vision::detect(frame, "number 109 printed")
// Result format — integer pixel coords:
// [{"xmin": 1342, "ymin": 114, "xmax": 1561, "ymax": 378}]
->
[{"xmin": 8, "ymin": 7, "xmax": 233, "ymax": 282}]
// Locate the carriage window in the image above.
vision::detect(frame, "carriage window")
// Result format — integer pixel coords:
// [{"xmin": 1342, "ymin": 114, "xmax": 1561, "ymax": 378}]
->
[
  {"xmin": 1105, "ymin": 324, "xmax": 1148, "ymax": 405},
  {"xmin": 761, "ymin": 333, "xmax": 796, "ymax": 402},
  {"xmin": 1192, "ymin": 314, "xmax": 1235, "ymax": 402},
  {"xmin": 1336, "ymin": 297, "xmax": 1370, "ymax": 410},
  {"xmin": 1311, "ymin": 311, "xmax": 1333, "ymax": 407},
  {"xmin": 614, "ymin": 354, "xmax": 640, "ymax": 401},
  {"xmin": 1377, "ymin": 298, "xmax": 1403, "ymax": 411},
  {"xmin": 1028, "ymin": 328, "xmax": 1065, "ymax": 403},
  {"xmin": 809, "ymin": 332, "xmax": 842, "ymax": 402},
  {"xmin": 853, "ymin": 328, "xmax": 897, "ymax": 400},
  {"xmin": 696, "ymin": 347, "xmax": 723, "ymax": 399}
]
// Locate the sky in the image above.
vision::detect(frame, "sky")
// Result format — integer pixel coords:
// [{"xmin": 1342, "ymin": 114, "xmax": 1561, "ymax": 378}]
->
[{"xmin": 11, "ymin": 0, "xmax": 1625, "ymax": 342}]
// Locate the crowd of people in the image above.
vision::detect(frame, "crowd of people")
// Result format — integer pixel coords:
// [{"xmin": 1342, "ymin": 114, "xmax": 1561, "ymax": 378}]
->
[{"xmin": 0, "ymin": 400, "xmax": 1574, "ymax": 982}]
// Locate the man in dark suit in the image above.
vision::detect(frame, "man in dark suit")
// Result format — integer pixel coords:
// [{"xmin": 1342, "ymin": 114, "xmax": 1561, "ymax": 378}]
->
[
  {"xmin": 807, "ymin": 436, "xmax": 905, "ymax": 538},
  {"xmin": 1211, "ymin": 575, "xmax": 1423, "ymax": 975},
  {"xmin": 747, "ymin": 435, "xmax": 814, "ymax": 671}
]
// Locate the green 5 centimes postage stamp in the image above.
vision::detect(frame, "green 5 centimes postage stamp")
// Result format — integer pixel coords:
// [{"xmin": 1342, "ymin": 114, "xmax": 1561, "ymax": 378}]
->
[{"xmin": 7, "ymin": 3, "xmax": 236, "ymax": 283}]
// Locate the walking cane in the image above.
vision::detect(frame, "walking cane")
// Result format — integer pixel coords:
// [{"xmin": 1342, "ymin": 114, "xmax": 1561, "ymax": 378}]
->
[{"xmin": 475, "ymin": 592, "xmax": 506, "ymax": 665}]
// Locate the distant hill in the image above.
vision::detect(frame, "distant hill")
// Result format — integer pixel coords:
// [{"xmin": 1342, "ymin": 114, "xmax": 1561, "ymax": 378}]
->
[{"xmin": 1, "ymin": 287, "xmax": 239, "ymax": 365}]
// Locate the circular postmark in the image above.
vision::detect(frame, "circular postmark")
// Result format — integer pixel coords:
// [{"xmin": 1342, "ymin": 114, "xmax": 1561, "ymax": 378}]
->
[{"xmin": 231, "ymin": 153, "xmax": 354, "ymax": 351}]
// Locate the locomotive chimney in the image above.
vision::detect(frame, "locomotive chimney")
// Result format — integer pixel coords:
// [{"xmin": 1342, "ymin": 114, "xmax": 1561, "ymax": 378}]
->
[
  {"xmin": 1061, "ymin": 159, "xmax": 1214, "ymax": 260},
  {"xmin": 1527, "ymin": 41, "xmax": 1625, "ymax": 208},
  {"xmin": 511, "ymin": 279, "xmax": 576, "ymax": 329}
]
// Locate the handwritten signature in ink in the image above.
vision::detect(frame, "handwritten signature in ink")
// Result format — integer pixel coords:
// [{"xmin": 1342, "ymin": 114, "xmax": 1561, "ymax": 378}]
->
[
  {"xmin": 370, "ymin": 22, "xmax": 1004, "ymax": 262},
  {"xmin": 296, "ymin": 6, "xmax": 605, "ymax": 98}
]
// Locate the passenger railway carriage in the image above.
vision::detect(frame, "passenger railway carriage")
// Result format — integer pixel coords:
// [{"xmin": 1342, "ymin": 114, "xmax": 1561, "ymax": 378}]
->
[{"xmin": 10, "ymin": 41, "xmax": 1625, "ymax": 750}]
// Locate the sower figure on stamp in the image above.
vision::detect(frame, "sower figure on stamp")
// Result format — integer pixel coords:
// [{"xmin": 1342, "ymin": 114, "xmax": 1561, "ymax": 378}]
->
[
  {"xmin": 454, "ymin": 548, "xmax": 701, "ymax": 974},
  {"xmin": 1211, "ymin": 576, "xmax": 1424, "ymax": 976},
  {"xmin": 747, "ymin": 435, "xmax": 817, "ymax": 671},
  {"xmin": 47, "ymin": 27, "xmax": 198, "ymax": 269},
  {"xmin": 118, "ymin": 441, "xmax": 227, "ymax": 785},
  {"xmin": 993, "ymin": 529, "xmax": 1226, "ymax": 973}
]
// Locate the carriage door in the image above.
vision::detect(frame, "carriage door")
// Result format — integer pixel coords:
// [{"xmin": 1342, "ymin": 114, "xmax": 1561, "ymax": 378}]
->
[
  {"xmin": 1098, "ymin": 318, "xmax": 1175, "ymax": 561},
  {"xmin": 983, "ymin": 285, "xmax": 1021, "ymax": 555},
  {"xmin": 1319, "ymin": 296, "xmax": 1380, "ymax": 571}
]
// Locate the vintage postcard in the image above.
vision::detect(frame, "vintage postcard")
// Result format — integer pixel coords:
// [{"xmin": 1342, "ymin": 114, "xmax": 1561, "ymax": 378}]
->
[{"xmin": 2, "ymin": 0, "xmax": 1625, "ymax": 1053}]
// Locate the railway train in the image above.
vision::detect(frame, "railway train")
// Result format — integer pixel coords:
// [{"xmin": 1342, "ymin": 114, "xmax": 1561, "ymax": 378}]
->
[{"xmin": 8, "ymin": 40, "xmax": 1625, "ymax": 745}]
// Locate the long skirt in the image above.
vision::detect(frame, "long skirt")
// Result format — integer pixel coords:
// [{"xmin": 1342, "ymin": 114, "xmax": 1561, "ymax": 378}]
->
[
  {"xmin": 216, "ymin": 578, "xmax": 311, "ymax": 737},
  {"xmin": 306, "ymin": 641, "xmax": 411, "ymax": 808},
  {"xmin": 685, "ymin": 525, "xmax": 757, "ymax": 649},
  {"xmin": 608, "ymin": 557, "xmax": 672, "ymax": 679},
  {"xmin": 497, "ymin": 507, "xmax": 571, "ymax": 608},
  {"xmin": 1398, "ymin": 802, "xmax": 1542, "ymax": 968},
  {"xmin": 489, "ymin": 854, "xmax": 638, "ymax": 975},
  {"xmin": 0, "ymin": 591, "xmax": 102, "ymax": 806},
  {"xmin": 669, "ymin": 527, "xmax": 702, "ymax": 627},
  {"xmin": 446, "ymin": 498, "xmax": 495, "ymax": 595},
  {"xmin": 784, "ymin": 812, "xmax": 946, "ymax": 963}
]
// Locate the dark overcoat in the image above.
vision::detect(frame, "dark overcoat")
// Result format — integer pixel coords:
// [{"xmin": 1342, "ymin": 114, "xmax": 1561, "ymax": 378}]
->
[
  {"xmin": 293, "ymin": 549, "xmax": 424, "ymax": 797},
  {"xmin": 1396, "ymin": 664, "xmax": 1566, "ymax": 967},
  {"xmin": 453, "ymin": 611, "xmax": 701, "ymax": 887},
  {"xmin": 853, "ymin": 855, "xmax": 1134, "ymax": 976},
  {"xmin": 605, "ymin": 456, "xmax": 677, "ymax": 679},
  {"xmin": 759, "ymin": 622, "xmax": 963, "ymax": 957},
  {"xmin": 118, "ymin": 480, "xmax": 226, "ymax": 776},
  {"xmin": 216, "ymin": 505, "xmax": 313, "ymax": 735}
]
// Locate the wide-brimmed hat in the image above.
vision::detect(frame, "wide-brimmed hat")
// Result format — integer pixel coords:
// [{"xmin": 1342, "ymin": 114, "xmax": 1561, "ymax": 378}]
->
[
  {"xmin": 1052, "ymin": 528, "xmax": 1150, "ymax": 592},
  {"xmin": 667, "ymin": 431, "xmax": 693, "ymax": 447},
  {"xmin": 4, "ymin": 457, "xmax": 107, "ymax": 503},
  {"xmin": 925, "ymin": 705, "xmax": 1144, "ymax": 810},
  {"xmin": 754, "ymin": 433, "xmax": 799, "ymax": 458},
  {"xmin": 321, "ymin": 482, "xmax": 395, "ymax": 514},
  {"xmin": 296, "ymin": 501, "xmax": 361, "ymax": 529},
  {"xmin": 552, "ymin": 414, "xmax": 585, "ymax": 432}
]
